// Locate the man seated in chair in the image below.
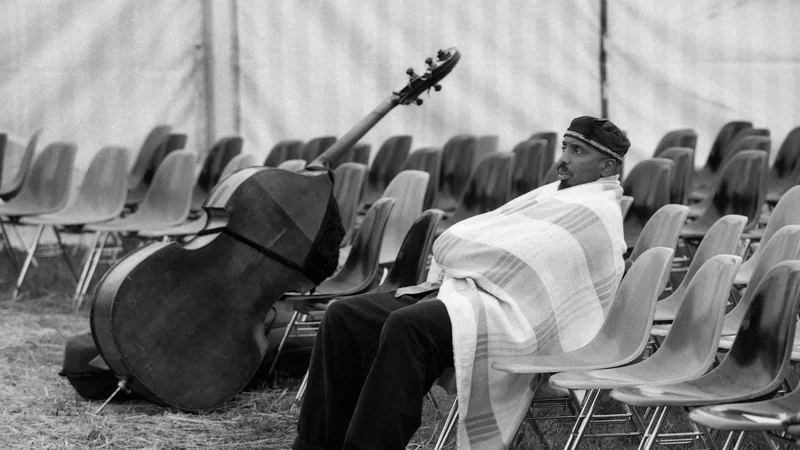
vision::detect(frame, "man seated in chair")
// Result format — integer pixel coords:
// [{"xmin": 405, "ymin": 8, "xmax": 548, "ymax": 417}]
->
[{"xmin": 292, "ymin": 116, "xmax": 631, "ymax": 450}]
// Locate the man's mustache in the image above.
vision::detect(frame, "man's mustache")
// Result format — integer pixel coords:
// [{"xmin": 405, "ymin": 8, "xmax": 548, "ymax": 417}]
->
[{"xmin": 557, "ymin": 164, "xmax": 572, "ymax": 175}]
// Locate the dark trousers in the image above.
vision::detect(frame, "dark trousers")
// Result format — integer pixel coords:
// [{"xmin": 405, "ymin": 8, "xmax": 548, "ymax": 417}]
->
[{"xmin": 292, "ymin": 290, "xmax": 454, "ymax": 450}]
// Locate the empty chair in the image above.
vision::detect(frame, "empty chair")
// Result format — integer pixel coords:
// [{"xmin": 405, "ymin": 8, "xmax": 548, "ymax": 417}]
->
[
  {"xmin": 277, "ymin": 159, "xmax": 307, "ymax": 172},
  {"xmin": 360, "ymin": 135, "xmax": 413, "ymax": 208},
  {"xmin": 331, "ymin": 142, "xmax": 371, "ymax": 169},
  {"xmin": 691, "ymin": 134, "xmax": 771, "ymax": 202},
  {"xmin": 621, "ymin": 159, "xmax": 673, "ymax": 248},
  {"xmin": 510, "ymin": 139, "xmax": 548, "ymax": 198},
  {"xmin": 127, "ymin": 131, "xmax": 187, "ymax": 205},
  {"xmin": 302, "ymin": 136, "xmax": 337, "ymax": 164},
  {"xmin": 541, "ymin": 161, "xmax": 560, "ymax": 185},
  {"xmin": 333, "ymin": 162, "xmax": 368, "ymax": 242},
  {"xmin": 766, "ymin": 126, "xmax": 800, "ymax": 205},
  {"xmin": 192, "ymin": 136, "xmax": 243, "ymax": 210},
  {"xmin": 264, "ymin": 140, "xmax": 304, "ymax": 167},
  {"xmin": 399, "ymin": 147, "xmax": 441, "ymax": 210},
  {"xmin": 693, "ymin": 121, "xmax": 753, "ymax": 183},
  {"xmin": 654, "ymin": 147, "xmax": 694, "ymax": 205},
  {"xmin": 375, "ymin": 170, "xmax": 429, "ymax": 266},
  {"xmin": 218, "ymin": 153, "xmax": 257, "ymax": 179},
  {"xmin": 437, "ymin": 135, "xmax": 477, "ymax": 212},
  {"xmin": 472, "ymin": 135, "xmax": 499, "ymax": 169},
  {"xmin": 528, "ymin": 131, "xmax": 558, "ymax": 182},
  {"xmin": 620, "ymin": 195, "xmax": 633, "ymax": 219},
  {"xmin": 549, "ymin": 254, "xmax": 741, "ymax": 450},
  {"xmin": 610, "ymin": 261, "xmax": 800, "ymax": 450},
  {"xmin": 0, "ymin": 143, "xmax": 77, "ymax": 218},
  {"xmin": 126, "ymin": 125, "xmax": 172, "ymax": 199},
  {"xmin": 653, "ymin": 128, "xmax": 698, "ymax": 158},
  {"xmin": 683, "ymin": 150, "xmax": 768, "ymax": 239},
  {"xmin": 627, "ymin": 204, "xmax": 690, "ymax": 264},
  {"xmin": 1, "ymin": 128, "xmax": 42, "ymax": 201}
]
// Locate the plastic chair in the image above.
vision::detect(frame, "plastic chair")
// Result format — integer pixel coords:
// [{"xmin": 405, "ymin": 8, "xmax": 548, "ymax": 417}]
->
[
  {"xmin": 627, "ymin": 204, "xmax": 690, "ymax": 264},
  {"xmin": 692, "ymin": 121, "xmax": 753, "ymax": 191},
  {"xmin": 766, "ymin": 126, "xmax": 800, "ymax": 205},
  {"xmin": 611, "ymin": 260, "xmax": 800, "ymax": 450},
  {"xmin": 0, "ymin": 142, "xmax": 77, "ymax": 218},
  {"xmin": 528, "ymin": 131, "xmax": 558, "ymax": 183},
  {"xmin": 734, "ymin": 186, "xmax": 800, "ymax": 286},
  {"xmin": 264, "ymin": 140, "xmax": 304, "ymax": 167},
  {"xmin": 400, "ymin": 147, "xmax": 441, "ymax": 210},
  {"xmin": 489, "ymin": 247, "xmax": 674, "ymax": 450},
  {"xmin": 218, "ymin": 153, "xmax": 257, "ymax": 179},
  {"xmin": 302, "ymin": 136, "xmax": 337, "ymax": 164},
  {"xmin": 192, "ymin": 136, "xmax": 243, "ymax": 210},
  {"xmin": 620, "ymin": 195, "xmax": 633, "ymax": 219},
  {"xmin": 126, "ymin": 125, "xmax": 172, "ymax": 198},
  {"xmin": 691, "ymin": 135, "xmax": 771, "ymax": 203},
  {"xmin": 541, "ymin": 161, "xmax": 559, "ymax": 185},
  {"xmin": 654, "ymin": 147, "xmax": 694, "ymax": 205},
  {"xmin": 16, "ymin": 147, "xmax": 130, "ymax": 302},
  {"xmin": 1, "ymin": 128, "xmax": 42, "ymax": 200},
  {"xmin": 277, "ymin": 159, "xmax": 307, "ymax": 172},
  {"xmin": 375, "ymin": 170, "xmax": 429, "ymax": 266},
  {"xmin": 127, "ymin": 131, "xmax": 187, "ymax": 205},
  {"xmin": 549, "ymin": 254, "xmax": 741, "ymax": 450},
  {"xmin": 360, "ymin": 135, "xmax": 413, "ymax": 208},
  {"xmin": 269, "ymin": 198, "xmax": 395, "ymax": 374},
  {"xmin": 437, "ymin": 152, "xmax": 513, "ymax": 234},
  {"xmin": 510, "ymin": 139, "xmax": 548, "ymax": 198},
  {"xmin": 653, "ymin": 129, "xmax": 698, "ymax": 158},
  {"xmin": 331, "ymin": 143, "xmax": 371, "ymax": 169},
  {"xmin": 473, "ymin": 135, "xmax": 499, "ymax": 169},
  {"xmin": 652, "ymin": 214, "xmax": 746, "ymax": 325},
  {"xmin": 332, "ymin": 162, "xmax": 368, "ymax": 242},
  {"xmin": 622, "ymin": 159, "xmax": 674, "ymax": 248},
  {"xmin": 437, "ymin": 135, "xmax": 477, "ymax": 212},
  {"xmin": 683, "ymin": 150, "xmax": 768, "ymax": 238}
]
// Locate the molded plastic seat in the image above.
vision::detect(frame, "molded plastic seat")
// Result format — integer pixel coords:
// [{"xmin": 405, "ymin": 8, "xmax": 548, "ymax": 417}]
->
[
  {"xmin": 436, "ymin": 135, "xmax": 477, "ymax": 212},
  {"xmin": 0, "ymin": 142, "xmax": 77, "ymax": 217},
  {"xmin": 620, "ymin": 195, "xmax": 633, "ymax": 219},
  {"xmin": 542, "ymin": 161, "xmax": 559, "ymax": 185},
  {"xmin": 127, "ymin": 132, "xmax": 187, "ymax": 205},
  {"xmin": 218, "ymin": 153, "xmax": 257, "ymax": 179},
  {"xmin": 510, "ymin": 139, "xmax": 548, "ymax": 198},
  {"xmin": 766, "ymin": 126, "xmax": 800, "ymax": 205},
  {"xmin": 437, "ymin": 152, "xmax": 513, "ymax": 233},
  {"xmin": 611, "ymin": 260, "xmax": 800, "ymax": 408},
  {"xmin": 734, "ymin": 186, "xmax": 800, "ymax": 286},
  {"xmin": 528, "ymin": 131, "xmax": 558, "ymax": 183},
  {"xmin": 192, "ymin": 136, "xmax": 243, "ymax": 210},
  {"xmin": 126, "ymin": 125, "xmax": 172, "ymax": 197},
  {"xmin": 622, "ymin": 159, "xmax": 674, "ymax": 248},
  {"xmin": 375, "ymin": 170, "xmax": 429, "ymax": 266},
  {"xmin": 277, "ymin": 159, "xmax": 307, "ymax": 172},
  {"xmin": 653, "ymin": 129, "xmax": 698, "ymax": 159},
  {"xmin": 654, "ymin": 147, "xmax": 694, "ymax": 205},
  {"xmin": 1, "ymin": 129, "xmax": 42, "ymax": 200},
  {"xmin": 652, "ymin": 214, "xmax": 746, "ymax": 324},
  {"xmin": 331, "ymin": 143, "xmax": 371, "ymax": 169},
  {"xmin": 302, "ymin": 136, "xmax": 337, "ymax": 164},
  {"xmin": 374, "ymin": 209, "xmax": 443, "ymax": 292},
  {"xmin": 691, "ymin": 135, "xmax": 771, "ymax": 203},
  {"xmin": 333, "ymin": 162, "xmax": 368, "ymax": 241},
  {"xmin": 683, "ymin": 150, "xmax": 768, "ymax": 238},
  {"xmin": 360, "ymin": 135, "xmax": 413, "ymax": 208},
  {"xmin": 627, "ymin": 204, "xmax": 690, "ymax": 264},
  {"xmin": 473, "ymin": 135, "xmax": 499, "ymax": 169},
  {"xmin": 400, "ymin": 147, "xmax": 442, "ymax": 210},
  {"xmin": 264, "ymin": 140, "xmax": 304, "ymax": 167},
  {"xmin": 692, "ymin": 121, "xmax": 753, "ymax": 196}
]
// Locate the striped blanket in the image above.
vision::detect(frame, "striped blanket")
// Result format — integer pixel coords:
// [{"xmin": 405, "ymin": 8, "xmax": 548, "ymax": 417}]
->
[{"xmin": 435, "ymin": 176, "xmax": 626, "ymax": 449}]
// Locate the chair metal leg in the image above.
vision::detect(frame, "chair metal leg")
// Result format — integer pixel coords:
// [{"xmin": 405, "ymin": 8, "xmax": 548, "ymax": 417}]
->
[
  {"xmin": 638, "ymin": 406, "xmax": 667, "ymax": 450},
  {"xmin": 73, "ymin": 231, "xmax": 101, "ymax": 307},
  {"xmin": 434, "ymin": 399, "xmax": 458, "ymax": 450},
  {"xmin": 564, "ymin": 388, "xmax": 602, "ymax": 450},
  {"xmin": 0, "ymin": 220, "xmax": 20, "ymax": 272},
  {"xmin": 53, "ymin": 227, "xmax": 79, "ymax": 281},
  {"xmin": 295, "ymin": 369, "xmax": 309, "ymax": 403},
  {"xmin": 75, "ymin": 231, "xmax": 108, "ymax": 310},
  {"xmin": 12, "ymin": 224, "xmax": 44, "ymax": 300},
  {"xmin": 269, "ymin": 310, "xmax": 300, "ymax": 375}
]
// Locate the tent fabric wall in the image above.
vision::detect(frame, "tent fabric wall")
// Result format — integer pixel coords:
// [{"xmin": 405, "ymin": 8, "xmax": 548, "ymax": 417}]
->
[
  {"xmin": 0, "ymin": 1, "xmax": 207, "ymax": 172},
  {"xmin": 606, "ymin": 0, "xmax": 800, "ymax": 172},
  {"xmin": 236, "ymin": 1, "xmax": 602, "ymax": 163}
]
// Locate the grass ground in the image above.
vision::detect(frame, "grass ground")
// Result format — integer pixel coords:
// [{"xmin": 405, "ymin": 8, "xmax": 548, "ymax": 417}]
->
[{"xmin": 0, "ymin": 242, "xmax": 787, "ymax": 449}]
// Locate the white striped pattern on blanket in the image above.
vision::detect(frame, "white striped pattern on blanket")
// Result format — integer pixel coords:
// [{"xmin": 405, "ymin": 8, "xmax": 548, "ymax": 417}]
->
[{"xmin": 434, "ymin": 176, "xmax": 626, "ymax": 449}]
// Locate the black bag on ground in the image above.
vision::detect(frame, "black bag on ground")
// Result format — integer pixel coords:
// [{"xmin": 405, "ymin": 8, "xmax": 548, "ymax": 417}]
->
[{"xmin": 58, "ymin": 332, "xmax": 138, "ymax": 401}]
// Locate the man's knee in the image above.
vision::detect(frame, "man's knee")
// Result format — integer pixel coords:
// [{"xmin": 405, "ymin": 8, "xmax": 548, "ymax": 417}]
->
[{"xmin": 382, "ymin": 306, "xmax": 423, "ymax": 339}]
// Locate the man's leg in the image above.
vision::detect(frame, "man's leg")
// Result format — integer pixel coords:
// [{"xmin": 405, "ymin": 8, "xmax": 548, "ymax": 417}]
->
[
  {"xmin": 343, "ymin": 299, "xmax": 454, "ymax": 450},
  {"xmin": 292, "ymin": 291, "xmax": 421, "ymax": 450}
]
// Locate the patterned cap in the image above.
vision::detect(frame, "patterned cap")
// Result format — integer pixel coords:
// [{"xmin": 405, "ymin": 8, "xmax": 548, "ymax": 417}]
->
[{"xmin": 564, "ymin": 116, "xmax": 630, "ymax": 161}]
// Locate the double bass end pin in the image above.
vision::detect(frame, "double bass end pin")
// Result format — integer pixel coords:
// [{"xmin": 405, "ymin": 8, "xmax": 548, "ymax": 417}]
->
[
  {"xmin": 433, "ymin": 84, "xmax": 442, "ymax": 91},
  {"xmin": 95, "ymin": 377, "xmax": 129, "ymax": 414},
  {"xmin": 415, "ymin": 98, "xmax": 423, "ymax": 105}
]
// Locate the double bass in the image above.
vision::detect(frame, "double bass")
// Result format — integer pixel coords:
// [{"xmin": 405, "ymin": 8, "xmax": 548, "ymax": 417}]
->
[{"xmin": 90, "ymin": 48, "xmax": 461, "ymax": 411}]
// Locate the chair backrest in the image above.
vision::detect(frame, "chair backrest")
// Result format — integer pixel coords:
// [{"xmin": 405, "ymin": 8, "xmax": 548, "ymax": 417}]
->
[
  {"xmin": 437, "ymin": 134, "xmax": 477, "ymax": 211},
  {"xmin": 653, "ymin": 129, "xmax": 698, "ymax": 158},
  {"xmin": 332, "ymin": 143, "xmax": 371, "ymax": 169},
  {"xmin": 692, "ymin": 150, "xmax": 768, "ymax": 231},
  {"xmin": 377, "ymin": 209, "xmax": 444, "ymax": 292},
  {"xmin": 378, "ymin": 170, "xmax": 429, "ymax": 265},
  {"xmin": 529, "ymin": 131, "xmax": 558, "ymax": 182},
  {"xmin": 333, "ymin": 162, "xmax": 368, "ymax": 239},
  {"xmin": 628, "ymin": 204, "xmax": 690, "ymax": 263},
  {"xmin": 67, "ymin": 146, "xmax": 131, "ymax": 220},
  {"xmin": 770, "ymin": 126, "xmax": 800, "ymax": 181},
  {"xmin": 655, "ymin": 147, "xmax": 694, "ymax": 205},
  {"xmin": 473, "ymin": 135, "xmax": 499, "ymax": 169},
  {"xmin": 662, "ymin": 214, "xmax": 746, "ymax": 305},
  {"xmin": 622, "ymin": 158, "xmax": 674, "ymax": 247},
  {"xmin": 701, "ymin": 121, "xmax": 752, "ymax": 175},
  {"xmin": 741, "ymin": 186, "xmax": 800, "ymax": 276},
  {"xmin": 127, "ymin": 125, "xmax": 172, "ymax": 191},
  {"xmin": 362, "ymin": 135, "xmax": 413, "ymax": 207},
  {"xmin": 542, "ymin": 161, "xmax": 559, "ymax": 185},
  {"xmin": 324, "ymin": 197, "xmax": 395, "ymax": 293},
  {"xmin": 620, "ymin": 195, "xmax": 634, "ymax": 219},
  {"xmin": 277, "ymin": 159, "xmax": 307, "ymax": 172},
  {"xmin": 219, "ymin": 153, "xmax": 257, "ymax": 179},
  {"xmin": 511, "ymin": 139, "xmax": 548, "ymax": 198},
  {"xmin": 196, "ymin": 136, "xmax": 243, "ymax": 192},
  {"xmin": 302, "ymin": 136, "xmax": 337, "ymax": 164},
  {"xmin": 451, "ymin": 152, "xmax": 514, "ymax": 223},
  {"xmin": 142, "ymin": 132, "xmax": 186, "ymax": 186},
  {"xmin": 719, "ymin": 135, "xmax": 771, "ymax": 170},
  {"xmin": 134, "ymin": 150, "xmax": 197, "ymax": 226},
  {"xmin": 646, "ymin": 255, "xmax": 742, "ymax": 380},
  {"xmin": 264, "ymin": 140, "xmax": 304, "ymax": 167},
  {"xmin": 711, "ymin": 260, "xmax": 800, "ymax": 396},
  {"xmin": 1, "ymin": 128, "xmax": 42, "ymax": 200},
  {"xmin": 400, "ymin": 147, "xmax": 442, "ymax": 210},
  {"xmin": 7, "ymin": 142, "xmax": 76, "ymax": 213}
]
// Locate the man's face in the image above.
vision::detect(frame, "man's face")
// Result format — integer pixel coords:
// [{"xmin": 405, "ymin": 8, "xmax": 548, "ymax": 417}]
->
[{"xmin": 556, "ymin": 136, "xmax": 612, "ymax": 189}]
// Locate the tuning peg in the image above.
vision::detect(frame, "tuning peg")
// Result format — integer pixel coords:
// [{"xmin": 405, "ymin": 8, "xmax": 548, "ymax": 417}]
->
[
  {"xmin": 415, "ymin": 98, "xmax": 423, "ymax": 105},
  {"xmin": 425, "ymin": 57, "xmax": 433, "ymax": 66},
  {"xmin": 437, "ymin": 49, "xmax": 447, "ymax": 60},
  {"xmin": 433, "ymin": 84, "xmax": 442, "ymax": 91},
  {"xmin": 406, "ymin": 68, "xmax": 416, "ymax": 77}
]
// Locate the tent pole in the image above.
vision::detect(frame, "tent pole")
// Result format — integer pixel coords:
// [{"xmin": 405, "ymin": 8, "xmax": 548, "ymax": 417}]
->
[{"xmin": 600, "ymin": 0, "xmax": 609, "ymax": 118}]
